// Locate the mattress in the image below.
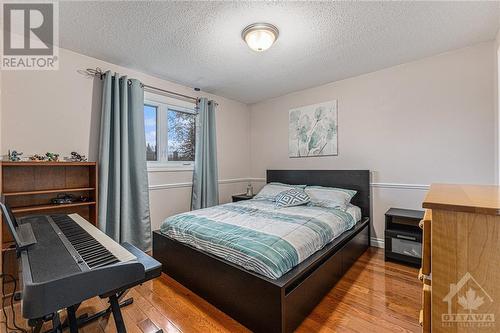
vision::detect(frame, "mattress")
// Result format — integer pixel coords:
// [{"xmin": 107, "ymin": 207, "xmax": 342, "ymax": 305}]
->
[{"xmin": 160, "ymin": 199, "xmax": 361, "ymax": 279}]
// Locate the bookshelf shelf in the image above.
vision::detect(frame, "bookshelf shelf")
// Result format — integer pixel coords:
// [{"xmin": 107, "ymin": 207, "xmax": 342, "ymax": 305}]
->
[
  {"xmin": 11, "ymin": 201, "xmax": 96, "ymax": 213},
  {"xmin": 4, "ymin": 187, "xmax": 95, "ymax": 197}
]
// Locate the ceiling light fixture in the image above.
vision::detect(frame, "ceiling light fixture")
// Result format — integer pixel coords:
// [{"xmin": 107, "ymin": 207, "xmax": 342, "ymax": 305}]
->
[{"xmin": 242, "ymin": 23, "xmax": 279, "ymax": 52}]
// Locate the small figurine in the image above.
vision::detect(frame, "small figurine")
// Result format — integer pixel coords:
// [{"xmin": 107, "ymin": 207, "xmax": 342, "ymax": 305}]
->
[
  {"xmin": 30, "ymin": 154, "xmax": 46, "ymax": 161},
  {"xmin": 69, "ymin": 151, "xmax": 87, "ymax": 162},
  {"xmin": 45, "ymin": 152, "xmax": 60, "ymax": 162},
  {"xmin": 8, "ymin": 150, "xmax": 23, "ymax": 161}
]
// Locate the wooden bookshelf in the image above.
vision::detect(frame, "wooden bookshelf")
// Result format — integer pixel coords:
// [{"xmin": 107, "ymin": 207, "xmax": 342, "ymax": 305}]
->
[{"xmin": 1, "ymin": 161, "xmax": 98, "ymax": 295}]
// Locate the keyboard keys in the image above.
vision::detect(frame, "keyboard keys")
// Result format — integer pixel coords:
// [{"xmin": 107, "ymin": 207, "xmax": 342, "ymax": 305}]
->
[{"xmin": 51, "ymin": 215, "xmax": 119, "ymax": 269}]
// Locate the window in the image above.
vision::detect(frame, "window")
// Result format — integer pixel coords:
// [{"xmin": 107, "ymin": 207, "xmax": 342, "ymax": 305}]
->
[
  {"xmin": 167, "ymin": 109, "xmax": 196, "ymax": 161},
  {"xmin": 144, "ymin": 105, "xmax": 158, "ymax": 161},
  {"xmin": 143, "ymin": 94, "xmax": 196, "ymax": 168}
]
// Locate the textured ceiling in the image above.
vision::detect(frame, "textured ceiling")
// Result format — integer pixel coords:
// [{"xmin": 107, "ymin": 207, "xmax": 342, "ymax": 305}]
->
[{"xmin": 60, "ymin": 1, "xmax": 500, "ymax": 104}]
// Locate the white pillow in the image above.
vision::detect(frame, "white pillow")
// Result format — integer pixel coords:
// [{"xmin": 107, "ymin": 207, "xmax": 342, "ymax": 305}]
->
[
  {"xmin": 305, "ymin": 185, "xmax": 357, "ymax": 210},
  {"xmin": 254, "ymin": 182, "xmax": 306, "ymax": 201},
  {"xmin": 346, "ymin": 203, "xmax": 362, "ymax": 222}
]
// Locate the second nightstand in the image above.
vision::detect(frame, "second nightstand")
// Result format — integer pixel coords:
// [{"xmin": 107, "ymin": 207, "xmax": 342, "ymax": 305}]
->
[{"xmin": 384, "ymin": 208, "xmax": 424, "ymax": 267}]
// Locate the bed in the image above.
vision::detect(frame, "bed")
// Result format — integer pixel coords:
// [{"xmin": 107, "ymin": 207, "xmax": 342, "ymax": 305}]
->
[{"xmin": 152, "ymin": 170, "xmax": 371, "ymax": 333}]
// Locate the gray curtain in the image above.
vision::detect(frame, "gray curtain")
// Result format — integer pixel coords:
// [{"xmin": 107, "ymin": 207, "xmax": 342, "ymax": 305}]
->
[
  {"xmin": 98, "ymin": 71, "xmax": 151, "ymax": 251},
  {"xmin": 191, "ymin": 98, "xmax": 219, "ymax": 210}
]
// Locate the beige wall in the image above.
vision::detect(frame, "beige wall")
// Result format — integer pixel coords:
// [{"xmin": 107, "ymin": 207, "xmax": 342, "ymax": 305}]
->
[
  {"xmin": 249, "ymin": 42, "xmax": 496, "ymax": 245},
  {"xmin": 1, "ymin": 42, "xmax": 497, "ymax": 248},
  {"xmin": 1, "ymin": 47, "xmax": 251, "ymax": 231}
]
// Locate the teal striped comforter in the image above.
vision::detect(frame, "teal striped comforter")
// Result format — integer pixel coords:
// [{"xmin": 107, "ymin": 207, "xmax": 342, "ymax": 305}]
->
[{"xmin": 160, "ymin": 199, "xmax": 358, "ymax": 279}]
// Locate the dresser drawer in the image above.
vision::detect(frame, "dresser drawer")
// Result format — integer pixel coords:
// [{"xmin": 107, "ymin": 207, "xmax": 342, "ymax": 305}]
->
[
  {"xmin": 420, "ymin": 284, "xmax": 431, "ymax": 333},
  {"xmin": 419, "ymin": 209, "xmax": 432, "ymax": 276}
]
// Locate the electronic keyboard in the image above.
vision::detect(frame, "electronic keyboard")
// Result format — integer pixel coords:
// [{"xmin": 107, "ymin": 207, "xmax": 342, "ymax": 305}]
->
[{"xmin": 0, "ymin": 204, "xmax": 161, "ymax": 333}]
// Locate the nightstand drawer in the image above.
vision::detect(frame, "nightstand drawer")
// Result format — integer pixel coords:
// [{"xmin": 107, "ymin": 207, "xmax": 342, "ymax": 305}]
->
[
  {"xmin": 391, "ymin": 234, "xmax": 421, "ymax": 257},
  {"xmin": 385, "ymin": 229, "xmax": 421, "ymax": 266},
  {"xmin": 419, "ymin": 209, "xmax": 432, "ymax": 276}
]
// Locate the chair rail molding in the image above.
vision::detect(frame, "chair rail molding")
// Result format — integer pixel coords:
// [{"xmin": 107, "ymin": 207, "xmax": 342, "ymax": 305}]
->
[
  {"xmin": 149, "ymin": 176, "xmax": 430, "ymax": 191},
  {"xmin": 148, "ymin": 178, "xmax": 251, "ymax": 191},
  {"xmin": 370, "ymin": 183, "xmax": 430, "ymax": 190}
]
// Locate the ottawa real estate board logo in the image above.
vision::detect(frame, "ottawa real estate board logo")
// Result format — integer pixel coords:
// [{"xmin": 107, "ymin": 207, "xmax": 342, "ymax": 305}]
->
[
  {"xmin": 442, "ymin": 272, "xmax": 495, "ymax": 328},
  {"xmin": 1, "ymin": 2, "xmax": 59, "ymax": 70}
]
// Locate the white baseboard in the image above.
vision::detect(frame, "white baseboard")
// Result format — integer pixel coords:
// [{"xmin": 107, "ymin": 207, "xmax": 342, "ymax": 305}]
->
[{"xmin": 370, "ymin": 237, "xmax": 384, "ymax": 248}]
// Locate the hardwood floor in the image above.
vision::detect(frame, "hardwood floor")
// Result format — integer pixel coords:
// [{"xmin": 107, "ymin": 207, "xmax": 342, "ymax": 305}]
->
[{"xmin": 2, "ymin": 248, "xmax": 421, "ymax": 333}]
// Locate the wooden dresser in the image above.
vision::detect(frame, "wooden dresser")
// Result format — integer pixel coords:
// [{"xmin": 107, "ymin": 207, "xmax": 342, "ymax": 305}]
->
[{"xmin": 420, "ymin": 184, "xmax": 500, "ymax": 333}]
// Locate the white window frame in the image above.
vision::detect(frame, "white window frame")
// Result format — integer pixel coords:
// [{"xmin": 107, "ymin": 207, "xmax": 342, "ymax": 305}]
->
[{"xmin": 145, "ymin": 91, "xmax": 197, "ymax": 171}]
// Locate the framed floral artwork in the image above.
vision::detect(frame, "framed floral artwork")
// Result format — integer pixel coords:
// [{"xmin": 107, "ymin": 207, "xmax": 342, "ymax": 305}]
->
[{"xmin": 289, "ymin": 100, "xmax": 338, "ymax": 157}]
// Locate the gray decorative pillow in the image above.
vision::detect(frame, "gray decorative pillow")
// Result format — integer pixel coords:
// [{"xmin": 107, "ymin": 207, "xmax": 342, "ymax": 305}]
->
[{"xmin": 275, "ymin": 189, "xmax": 310, "ymax": 208}]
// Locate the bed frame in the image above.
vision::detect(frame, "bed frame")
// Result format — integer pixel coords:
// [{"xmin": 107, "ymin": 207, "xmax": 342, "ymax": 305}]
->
[{"xmin": 152, "ymin": 170, "xmax": 371, "ymax": 333}]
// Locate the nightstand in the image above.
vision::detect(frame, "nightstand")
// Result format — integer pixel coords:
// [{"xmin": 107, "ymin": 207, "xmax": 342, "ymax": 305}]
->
[
  {"xmin": 232, "ymin": 194, "xmax": 255, "ymax": 202},
  {"xmin": 384, "ymin": 208, "xmax": 424, "ymax": 267}
]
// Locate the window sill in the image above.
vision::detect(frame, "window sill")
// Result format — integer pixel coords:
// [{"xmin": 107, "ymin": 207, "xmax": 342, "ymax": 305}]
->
[{"xmin": 147, "ymin": 164, "xmax": 194, "ymax": 173}]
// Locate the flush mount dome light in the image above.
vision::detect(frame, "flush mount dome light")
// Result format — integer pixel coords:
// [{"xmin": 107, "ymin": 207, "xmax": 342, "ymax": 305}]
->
[{"xmin": 242, "ymin": 23, "xmax": 279, "ymax": 52}]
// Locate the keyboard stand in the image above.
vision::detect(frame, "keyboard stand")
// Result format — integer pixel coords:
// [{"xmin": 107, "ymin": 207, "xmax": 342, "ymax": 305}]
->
[
  {"xmin": 68, "ymin": 296, "xmax": 134, "ymax": 333},
  {"xmin": 33, "ymin": 294, "xmax": 133, "ymax": 333},
  {"xmin": 51, "ymin": 311, "xmax": 62, "ymax": 333},
  {"xmin": 33, "ymin": 242, "xmax": 162, "ymax": 333},
  {"xmin": 66, "ymin": 292, "xmax": 134, "ymax": 333},
  {"xmin": 109, "ymin": 294, "xmax": 126, "ymax": 333}
]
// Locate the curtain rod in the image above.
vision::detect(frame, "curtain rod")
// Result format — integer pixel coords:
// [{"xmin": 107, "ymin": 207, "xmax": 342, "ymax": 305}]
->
[{"xmin": 85, "ymin": 68, "xmax": 199, "ymax": 103}]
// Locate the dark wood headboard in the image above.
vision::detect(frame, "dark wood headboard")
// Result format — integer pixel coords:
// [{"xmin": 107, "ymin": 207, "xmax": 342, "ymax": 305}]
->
[{"xmin": 266, "ymin": 170, "xmax": 371, "ymax": 220}]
